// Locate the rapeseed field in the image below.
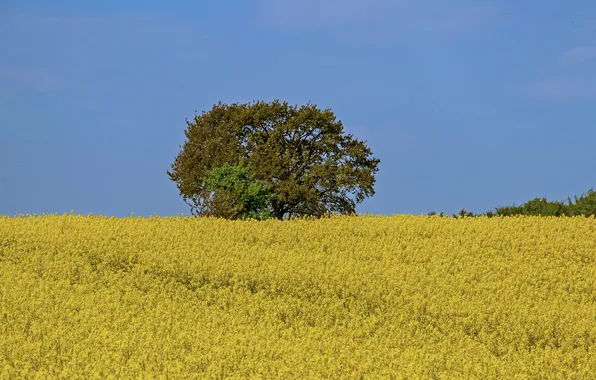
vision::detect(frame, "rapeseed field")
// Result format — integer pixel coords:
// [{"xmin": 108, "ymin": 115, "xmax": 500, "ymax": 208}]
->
[{"xmin": 1, "ymin": 213, "xmax": 595, "ymax": 379}]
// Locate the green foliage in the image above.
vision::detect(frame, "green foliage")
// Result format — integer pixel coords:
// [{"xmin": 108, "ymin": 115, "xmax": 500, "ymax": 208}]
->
[
  {"xmin": 426, "ymin": 188, "xmax": 596, "ymax": 219},
  {"xmin": 427, "ymin": 209, "xmax": 477, "ymax": 218},
  {"xmin": 493, "ymin": 197, "xmax": 569, "ymax": 217},
  {"xmin": 453, "ymin": 208, "xmax": 476, "ymax": 218},
  {"xmin": 565, "ymin": 188, "xmax": 596, "ymax": 217},
  {"xmin": 167, "ymin": 99, "xmax": 381, "ymax": 221},
  {"xmin": 201, "ymin": 163, "xmax": 276, "ymax": 221},
  {"xmin": 489, "ymin": 189, "xmax": 596, "ymax": 218}
]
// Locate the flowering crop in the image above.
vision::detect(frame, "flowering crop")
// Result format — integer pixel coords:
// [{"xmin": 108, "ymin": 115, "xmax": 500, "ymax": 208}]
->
[{"xmin": 1, "ymin": 213, "xmax": 595, "ymax": 378}]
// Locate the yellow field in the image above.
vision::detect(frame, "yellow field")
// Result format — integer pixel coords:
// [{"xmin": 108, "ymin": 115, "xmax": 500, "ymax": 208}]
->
[{"xmin": 1, "ymin": 213, "xmax": 595, "ymax": 379}]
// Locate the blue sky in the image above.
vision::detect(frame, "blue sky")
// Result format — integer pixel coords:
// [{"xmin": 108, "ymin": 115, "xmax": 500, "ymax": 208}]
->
[{"xmin": 2, "ymin": 0, "xmax": 596, "ymax": 218}]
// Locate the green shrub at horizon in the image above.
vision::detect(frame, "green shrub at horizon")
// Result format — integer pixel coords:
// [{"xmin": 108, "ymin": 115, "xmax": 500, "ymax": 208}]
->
[{"xmin": 427, "ymin": 187, "xmax": 596, "ymax": 219}]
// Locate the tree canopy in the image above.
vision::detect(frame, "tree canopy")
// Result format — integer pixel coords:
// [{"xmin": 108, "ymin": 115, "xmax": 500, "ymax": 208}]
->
[{"xmin": 167, "ymin": 99, "xmax": 381, "ymax": 221}]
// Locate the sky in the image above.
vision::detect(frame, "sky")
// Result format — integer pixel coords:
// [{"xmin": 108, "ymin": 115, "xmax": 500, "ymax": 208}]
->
[{"xmin": 2, "ymin": 0, "xmax": 596, "ymax": 219}]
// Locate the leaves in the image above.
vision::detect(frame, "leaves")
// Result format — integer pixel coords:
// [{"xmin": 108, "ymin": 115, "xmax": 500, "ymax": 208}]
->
[{"xmin": 202, "ymin": 163, "xmax": 276, "ymax": 221}]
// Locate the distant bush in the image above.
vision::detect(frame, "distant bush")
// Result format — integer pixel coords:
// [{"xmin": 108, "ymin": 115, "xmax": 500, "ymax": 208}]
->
[
  {"xmin": 426, "ymin": 187, "xmax": 596, "ymax": 219},
  {"xmin": 493, "ymin": 197, "xmax": 569, "ymax": 217},
  {"xmin": 564, "ymin": 188, "xmax": 596, "ymax": 217}
]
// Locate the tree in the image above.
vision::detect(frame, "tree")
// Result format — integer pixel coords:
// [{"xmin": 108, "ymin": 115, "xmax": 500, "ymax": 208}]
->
[
  {"xmin": 167, "ymin": 99, "xmax": 381, "ymax": 221},
  {"xmin": 201, "ymin": 162, "xmax": 276, "ymax": 221}
]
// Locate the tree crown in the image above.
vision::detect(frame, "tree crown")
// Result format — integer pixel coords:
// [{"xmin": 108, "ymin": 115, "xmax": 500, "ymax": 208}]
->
[{"xmin": 167, "ymin": 99, "xmax": 380, "ymax": 220}]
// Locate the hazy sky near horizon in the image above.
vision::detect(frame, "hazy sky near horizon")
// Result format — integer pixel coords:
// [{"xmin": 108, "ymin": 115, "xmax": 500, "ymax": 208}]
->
[{"xmin": 2, "ymin": 0, "xmax": 596, "ymax": 218}]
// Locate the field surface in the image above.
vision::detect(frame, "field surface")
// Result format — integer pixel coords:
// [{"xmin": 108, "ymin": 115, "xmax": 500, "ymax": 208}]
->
[{"xmin": 1, "ymin": 213, "xmax": 595, "ymax": 379}]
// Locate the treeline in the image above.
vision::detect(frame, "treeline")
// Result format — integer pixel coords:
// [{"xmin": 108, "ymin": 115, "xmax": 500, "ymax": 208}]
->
[{"xmin": 427, "ymin": 188, "xmax": 596, "ymax": 218}]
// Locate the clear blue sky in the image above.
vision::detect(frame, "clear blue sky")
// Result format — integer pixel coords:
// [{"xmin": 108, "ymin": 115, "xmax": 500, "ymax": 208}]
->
[{"xmin": 2, "ymin": 0, "xmax": 595, "ymax": 218}]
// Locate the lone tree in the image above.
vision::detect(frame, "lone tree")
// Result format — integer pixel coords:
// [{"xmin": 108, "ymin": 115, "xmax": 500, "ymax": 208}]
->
[{"xmin": 167, "ymin": 99, "xmax": 381, "ymax": 221}]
